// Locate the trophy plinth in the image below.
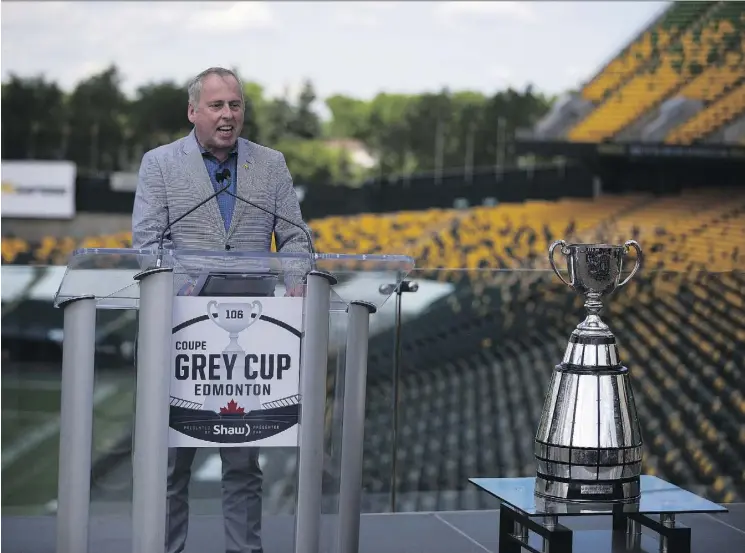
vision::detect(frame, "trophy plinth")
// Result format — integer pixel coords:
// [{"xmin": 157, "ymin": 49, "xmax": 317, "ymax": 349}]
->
[{"xmin": 535, "ymin": 240, "xmax": 644, "ymax": 503}]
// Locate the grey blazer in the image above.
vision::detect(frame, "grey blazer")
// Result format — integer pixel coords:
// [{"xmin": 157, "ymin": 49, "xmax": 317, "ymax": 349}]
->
[{"xmin": 131, "ymin": 129, "xmax": 312, "ymax": 289}]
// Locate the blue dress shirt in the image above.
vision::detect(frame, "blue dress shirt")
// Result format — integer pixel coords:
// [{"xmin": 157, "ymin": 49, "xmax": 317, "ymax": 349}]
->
[{"xmin": 197, "ymin": 139, "xmax": 238, "ymax": 231}]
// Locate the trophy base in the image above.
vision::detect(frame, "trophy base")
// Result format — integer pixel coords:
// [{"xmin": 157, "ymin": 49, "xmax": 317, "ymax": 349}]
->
[
  {"xmin": 533, "ymin": 364, "xmax": 644, "ymax": 504},
  {"xmin": 534, "ymin": 474, "xmax": 641, "ymax": 503}
]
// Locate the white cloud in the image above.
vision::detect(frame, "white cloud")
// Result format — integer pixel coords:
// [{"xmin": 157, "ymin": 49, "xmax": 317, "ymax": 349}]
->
[
  {"xmin": 184, "ymin": 2, "xmax": 276, "ymax": 32},
  {"xmin": 1, "ymin": 1, "xmax": 69, "ymax": 24},
  {"xmin": 1, "ymin": 2, "xmax": 277, "ymax": 41},
  {"xmin": 74, "ymin": 60, "xmax": 111, "ymax": 79},
  {"xmin": 265, "ymin": 80, "xmax": 304, "ymax": 102},
  {"xmin": 566, "ymin": 65, "xmax": 589, "ymax": 80},
  {"xmin": 491, "ymin": 66, "xmax": 514, "ymax": 82},
  {"xmin": 434, "ymin": 1, "xmax": 535, "ymax": 22},
  {"xmin": 332, "ymin": 11, "xmax": 379, "ymax": 29},
  {"xmin": 362, "ymin": 1, "xmax": 397, "ymax": 11},
  {"xmin": 330, "ymin": 1, "xmax": 397, "ymax": 29}
]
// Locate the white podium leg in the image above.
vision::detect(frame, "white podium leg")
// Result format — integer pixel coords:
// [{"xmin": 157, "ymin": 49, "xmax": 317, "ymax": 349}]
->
[
  {"xmin": 295, "ymin": 271, "xmax": 336, "ymax": 553},
  {"xmin": 56, "ymin": 295, "xmax": 97, "ymax": 553},
  {"xmin": 337, "ymin": 301, "xmax": 377, "ymax": 553},
  {"xmin": 131, "ymin": 268, "xmax": 174, "ymax": 553}
]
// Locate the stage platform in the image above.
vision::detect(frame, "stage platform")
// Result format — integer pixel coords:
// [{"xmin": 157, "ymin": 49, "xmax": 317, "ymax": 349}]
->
[{"xmin": 3, "ymin": 505, "xmax": 744, "ymax": 553}]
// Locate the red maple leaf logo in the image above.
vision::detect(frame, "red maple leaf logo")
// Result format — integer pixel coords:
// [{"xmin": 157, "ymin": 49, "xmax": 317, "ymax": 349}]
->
[{"xmin": 220, "ymin": 399, "xmax": 245, "ymax": 415}]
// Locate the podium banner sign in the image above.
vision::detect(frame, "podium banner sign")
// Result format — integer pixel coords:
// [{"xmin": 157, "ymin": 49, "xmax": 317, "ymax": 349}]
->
[{"xmin": 169, "ymin": 296, "xmax": 303, "ymax": 447}]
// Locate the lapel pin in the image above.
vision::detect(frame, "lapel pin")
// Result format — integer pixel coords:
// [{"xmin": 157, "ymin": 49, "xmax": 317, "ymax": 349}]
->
[{"xmin": 243, "ymin": 162, "xmax": 249, "ymax": 171}]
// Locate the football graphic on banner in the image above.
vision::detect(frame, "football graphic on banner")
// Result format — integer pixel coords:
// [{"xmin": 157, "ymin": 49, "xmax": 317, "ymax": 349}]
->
[{"xmin": 168, "ymin": 296, "xmax": 303, "ymax": 448}]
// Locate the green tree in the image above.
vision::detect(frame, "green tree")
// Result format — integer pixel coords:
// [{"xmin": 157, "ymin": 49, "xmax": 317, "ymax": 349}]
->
[
  {"xmin": 1, "ymin": 67, "xmax": 554, "ymax": 185},
  {"xmin": 287, "ymin": 79, "xmax": 322, "ymax": 140},
  {"xmin": 404, "ymin": 90, "xmax": 454, "ymax": 171},
  {"xmin": 276, "ymin": 138, "xmax": 356, "ymax": 186},
  {"xmin": 324, "ymin": 95, "xmax": 371, "ymax": 140},
  {"xmin": 1, "ymin": 75, "xmax": 68, "ymax": 160},
  {"xmin": 242, "ymin": 81, "xmax": 268, "ymax": 143},
  {"xmin": 365, "ymin": 92, "xmax": 415, "ymax": 174},
  {"xmin": 447, "ymin": 91, "xmax": 488, "ymax": 172},
  {"xmin": 129, "ymin": 81, "xmax": 190, "ymax": 151},
  {"xmin": 264, "ymin": 98, "xmax": 294, "ymax": 146},
  {"xmin": 66, "ymin": 65, "xmax": 128, "ymax": 172}
]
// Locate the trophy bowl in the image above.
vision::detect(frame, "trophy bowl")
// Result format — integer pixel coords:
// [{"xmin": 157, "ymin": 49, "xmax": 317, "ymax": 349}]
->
[
  {"xmin": 535, "ymin": 240, "xmax": 644, "ymax": 503},
  {"xmin": 548, "ymin": 240, "xmax": 642, "ymax": 299},
  {"xmin": 549, "ymin": 240, "xmax": 642, "ymax": 336}
]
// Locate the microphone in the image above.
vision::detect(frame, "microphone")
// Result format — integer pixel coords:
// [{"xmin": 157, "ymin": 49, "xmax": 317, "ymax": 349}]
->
[
  {"xmin": 155, "ymin": 179, "xmax": 232, "ymax": 267},
  {"xmin": 216, "ymin": 168, "xmax": 230, "ymax": 184},
  {"xmin": 219, "ymin": 168, "xmax": 317, "ymax": 272}
]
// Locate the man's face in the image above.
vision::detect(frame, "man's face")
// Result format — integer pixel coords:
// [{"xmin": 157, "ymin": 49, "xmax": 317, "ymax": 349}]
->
[{"xmin": 188, "ymin": 73, "xmax": 244, "ymax": 154}]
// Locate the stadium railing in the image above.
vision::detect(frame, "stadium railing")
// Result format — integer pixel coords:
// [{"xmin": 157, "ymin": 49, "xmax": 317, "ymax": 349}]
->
[{"xmin": 2, "ymin": 266, "xmax": 743, "ymax": 518}]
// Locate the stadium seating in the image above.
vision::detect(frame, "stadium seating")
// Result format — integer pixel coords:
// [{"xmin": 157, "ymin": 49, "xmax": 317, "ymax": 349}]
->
[
  {"xmin": 667, "ymin": 82, "xmax": 745, "ymax": 144},
  {"xmin": 586, "ymin": 187, "xmax": 745, "ymax": 274},
  {"xmin": 310, "ymin": 209, "xmax": 467, "ymax": 259},
  {"xmin": 580, "ymin": 1, "xmax": 713, "ymax": 103},
  {"xmin": 566, "ymin": 1, "xmax": 745, "ymax": 144},
  {"xmin": 3, "ymin": 188, "xmax": 744, "ymax": 508},
  {"xmin": 3, "ymin": 188, "xmax": 744, "ymax": 273},
  {"xmin": 361, "ymin": 269, "xmax": 745, "ymax": 510},
  {"xmin": 405, "ymin": 195, "xmax": 644, "ymax": 273}
]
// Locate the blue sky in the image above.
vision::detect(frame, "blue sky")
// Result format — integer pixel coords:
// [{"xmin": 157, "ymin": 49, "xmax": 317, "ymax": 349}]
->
[{"xmin": 2, "ymin": 1, "xmax": 668, "ymax": 106}]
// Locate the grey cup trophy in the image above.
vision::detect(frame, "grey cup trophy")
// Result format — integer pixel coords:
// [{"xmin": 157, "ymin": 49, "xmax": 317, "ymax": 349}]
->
[{"xmin": 534, "ymin": 240, "xmax": 644, "ymax": 503}]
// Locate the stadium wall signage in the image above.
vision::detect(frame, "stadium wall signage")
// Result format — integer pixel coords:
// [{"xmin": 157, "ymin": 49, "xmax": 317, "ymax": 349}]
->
[{"xmin": 1, "ymin": 160, "xmax": 77, "ymax": 219}]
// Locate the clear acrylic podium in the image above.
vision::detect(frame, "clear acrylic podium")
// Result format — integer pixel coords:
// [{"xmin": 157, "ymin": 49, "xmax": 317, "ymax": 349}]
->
[{"xmin": 53, "ymin": 247, "xmax": 415, "ymax": 553}]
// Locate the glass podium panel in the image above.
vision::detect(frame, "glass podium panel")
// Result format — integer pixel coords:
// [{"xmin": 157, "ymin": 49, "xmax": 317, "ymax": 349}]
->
[
  {"xmin": 1, "ymin": 264, "xmax": 138, "ymax": 518},
  {"xmin": 49, "ymin": 247, "xmax": 415, "ymax": 553},
  {"xmin": 53, "ymin": 248, "xmax": 416, "ymax": 310}
]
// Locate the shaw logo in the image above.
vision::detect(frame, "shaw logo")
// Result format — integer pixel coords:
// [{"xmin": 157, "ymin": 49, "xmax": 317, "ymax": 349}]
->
[{"xmin": 213, "ymin": 423, "xmax": 251, "ymax": 436}]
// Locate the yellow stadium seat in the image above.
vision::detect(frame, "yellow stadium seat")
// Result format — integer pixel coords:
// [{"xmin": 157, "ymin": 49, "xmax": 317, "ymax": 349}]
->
[
  {"xmin": 569, "ymin": 2, "xmax": 745, "ymax": 142},
  {"xmin": 667, "ymin": 83, "xmax": 745, "ymax": 144},
  {"xmin": 580, "ymin": 1, "xmax": 713, "ymax": 102}
]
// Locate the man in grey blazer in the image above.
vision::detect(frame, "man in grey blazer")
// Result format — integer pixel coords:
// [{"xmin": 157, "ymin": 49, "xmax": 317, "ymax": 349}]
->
[{"xmin": 132, "ymin": 66, "xmax": 312, "ymax": 553}]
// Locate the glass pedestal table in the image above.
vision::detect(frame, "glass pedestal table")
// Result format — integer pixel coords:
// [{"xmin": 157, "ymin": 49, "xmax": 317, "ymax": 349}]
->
[{"xmin": 468, "ymin": 476, "xmax": 728, "ymax": 553}]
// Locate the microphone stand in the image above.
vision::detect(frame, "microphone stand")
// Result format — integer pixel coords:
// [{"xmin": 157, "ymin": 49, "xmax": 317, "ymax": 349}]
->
[
  {"xmin": 223, "ymin": 190, "xmax": 317, "ymax": 275},
  {"xmin": 154, "ymin": 182, "xmax": 232, "ymax": 268}
]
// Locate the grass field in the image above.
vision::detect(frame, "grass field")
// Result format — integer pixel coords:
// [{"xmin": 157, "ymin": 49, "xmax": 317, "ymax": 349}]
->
[{"xmin": 1, "ymin": 367, "xmax": 136, "ymax": 515}]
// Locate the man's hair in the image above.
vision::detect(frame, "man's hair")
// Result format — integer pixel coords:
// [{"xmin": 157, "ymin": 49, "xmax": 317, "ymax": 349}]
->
[{"xmin": 187, "ymin": 67, "xmax": 244, "ymax": 106}]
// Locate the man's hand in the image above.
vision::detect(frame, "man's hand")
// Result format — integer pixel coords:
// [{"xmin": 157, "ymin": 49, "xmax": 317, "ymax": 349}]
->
[{"xmin": 284, "ymin": 284, "xmax": 305, "ymax": 297}]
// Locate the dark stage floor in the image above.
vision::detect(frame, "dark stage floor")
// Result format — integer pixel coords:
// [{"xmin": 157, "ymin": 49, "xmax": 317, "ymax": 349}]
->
[{"xmin": 3, "ymin": 505, "xmax": 745, "ymax": 553}]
